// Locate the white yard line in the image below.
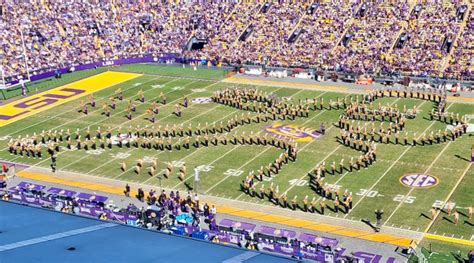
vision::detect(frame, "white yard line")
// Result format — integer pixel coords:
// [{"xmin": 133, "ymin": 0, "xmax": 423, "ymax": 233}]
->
[
  {"xmin": 346, "ymin": 101, "xmax": 450, "ymax": 216},
  {"xmin": 170, "ymin": 143, "xmax": 243, "ymax": 189},
  {"xmin": 236, "ymin": 92, "xmax": 348, "ymax": 199},
  {"xmin": 82, "ymin": 79, "xmax": 198, "ymax": 131},
  {"xmin": 382, "ymin": 140, "xmax": 453, "ymax": 226},
  {"xmin": 29, "ymin": 79, "xmax": 207, "ymax": 167},
  {"xmin": 422, "ymin": 162, "xmax": 472, "ymax": 233},
  {"xmin": 204, "ymin": 144, "xmax": 273, "ymax": 194},
  {"xmin": 63, "ymin": 99, "xmax": 214, "ymax": 171},
  {"xmin": 141, "ymin": 108, "xmax": 250, "ymax": 186},
  {"xmin": 108, "ymin": 104, "xmax": 225, "ymax": 179},
  {"xmin": 3, "ymin": 77, "xmax": 178, "ymax": 158},
  {"xmin": 145, "ymin": 86, "xmax": 288, "ymax": 186},
  {"xmin": 107, "ymin": 83, "xmax": 263, "ymax": 181},
  {"xmin": 84, "ymin": 82, "xmax": 225, "ymax": 176},
  {"xmin": 308, "ymin": 97, "xmax": 404, "ymax": 203},
  {"xmin": 280, "ymin": 93, "xmax": 354, "ymax": 195},
  {"xmin": 203, "ymin": 88, "xmax": 311, "ymax": 193},
  {"xmin": 282, "ymin": 144, "xmax": 342, "ymax": 195}
]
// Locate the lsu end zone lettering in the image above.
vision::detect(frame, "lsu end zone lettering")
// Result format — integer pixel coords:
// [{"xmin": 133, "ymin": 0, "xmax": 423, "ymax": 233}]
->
[{"xmin": 0, "ymin": 71, "xmax": 141, "ymax": 127}]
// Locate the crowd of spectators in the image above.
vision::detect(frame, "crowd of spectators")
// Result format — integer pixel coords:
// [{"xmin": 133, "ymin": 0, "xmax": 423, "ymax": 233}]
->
[
  {"xmin": 390, "ymin": 2, "xmax": 462, "ymax": 77},
  {"xmin": 1, "ymin": 1, "xmax": 473, "ymax": 81},
  {"xmin": 332, "ymin": 2, "xmax": 410, "ymax": 74},
  {"xmin": 198, "ymin": 2, "xmax": 262, "ymax": 62},
  {"xmin": 239, "ymin": 1, "xmax": 309, "ymax": 64},
  {"xmin": 282, "ymin": 1, "xmax": 359, "ymax": 69},
  {"xmin": 445, "ymin": 6, "xmax": 474, "ymax": 80}
]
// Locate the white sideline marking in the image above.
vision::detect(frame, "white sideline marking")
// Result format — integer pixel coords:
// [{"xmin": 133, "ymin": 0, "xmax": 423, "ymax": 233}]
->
[
  {"xmin": 222, "ymin": 251, "xmax": 259, "ymax": 263},
  {"xmin": 0, "ymin": 223, "xmax": 117, "ymax": 252}
]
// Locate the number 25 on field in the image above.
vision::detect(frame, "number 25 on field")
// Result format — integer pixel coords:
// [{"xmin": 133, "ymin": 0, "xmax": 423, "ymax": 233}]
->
[{"xmin": 393, "ymin": 194, "xmax": 416, "ymax": 204}]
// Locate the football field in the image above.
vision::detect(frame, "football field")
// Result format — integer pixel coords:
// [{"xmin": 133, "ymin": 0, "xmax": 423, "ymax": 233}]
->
[{"xmin": 0, "ymin": 65, "xmax": 472, "ymax": 254}]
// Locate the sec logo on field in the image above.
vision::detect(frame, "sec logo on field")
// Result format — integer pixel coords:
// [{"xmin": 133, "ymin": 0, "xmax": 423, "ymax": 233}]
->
[{"xmin": 399, "ymin": 174, "xmax": 439, "ymax": 188}]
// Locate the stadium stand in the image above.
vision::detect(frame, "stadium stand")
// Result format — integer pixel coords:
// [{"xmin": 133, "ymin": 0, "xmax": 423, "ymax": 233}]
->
[{"xmin": 1, "ymin": 1, "xmax": 473, "ymax": 81}]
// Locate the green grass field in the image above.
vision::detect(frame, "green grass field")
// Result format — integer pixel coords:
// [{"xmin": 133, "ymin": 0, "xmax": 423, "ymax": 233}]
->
[{"xmin": 0, "ymin": 64, "xmax": 472, "ymax": 255}]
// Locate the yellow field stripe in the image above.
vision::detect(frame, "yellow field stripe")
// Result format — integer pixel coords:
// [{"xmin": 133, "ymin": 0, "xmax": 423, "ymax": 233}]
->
[
  {"xmin": 331, "ymin": 228, "xmax": 372, "ymax": 237},
  {"xmin": 215, "ymin": 206, "xmax": 242, "ymax": 214},
  {"xmin": 446, "ymin": 95, "xmax": 474, "ymax": 104},
  {"xmin": 227, "ymin": 210, "xmax": 268, "ymax": 219},
  {"xmin": 16, "ymin": 170, "xmax": 417, "ymax": 247},
  {"xmin": 256, "ymin": 214, "xmax": 293, "ymax": 223},
  {"xmin": 385, "ymin": 238, "xmax": 413, "ymax": 247},
  {"xmin": 359, "ymin": 233, "xmax": 403, "ymax": 243},
  {"xmin": 424, "ymin": 233, "xmax": 474, "ymax": 247},
  {"xmin": 305, "ymin": 223, "xmax": 345, "ymax": 232},
  {"xmin": 0, "ymin": 71, "xmax": 141, "ymax": 127},
  {"xmin": 278, "ymin": 219, "xmax": 316, "ymax": 228}
]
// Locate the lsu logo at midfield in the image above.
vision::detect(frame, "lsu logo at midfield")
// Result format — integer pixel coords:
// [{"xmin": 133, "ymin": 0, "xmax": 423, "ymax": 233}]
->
[
  {"xmin": 265, "ymin": 123, "xmax": 322, "ymax": 142},
  {"xmin": 0, "ymin": 72, "xmax": 141, "ymax": 127},
  {"xmin": 399, "ymin": 174, "xmax": 439, "ymax": 188}
]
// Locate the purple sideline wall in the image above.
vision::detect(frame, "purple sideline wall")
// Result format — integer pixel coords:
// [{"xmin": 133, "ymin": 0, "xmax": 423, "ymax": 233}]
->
[{"xmin": 4, "ymin": 53, "xmax": 206, "ymax": 87}]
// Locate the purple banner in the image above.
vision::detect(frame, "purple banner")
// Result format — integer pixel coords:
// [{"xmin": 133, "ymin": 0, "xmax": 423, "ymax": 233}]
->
[
  {"xmin": 77, "ymin": 192, "xmax": 108, "ymax": 203},
  {"xmin": 259, "ymin": 225, "xmax": 296, "ymax": 239},
  {"xmin": 47, "ymin": 187, "xmax": 76, "ymax": 197},
  {"xmin": 10, "ymin": 182, "xmax": 46, "ymax": 191}
]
